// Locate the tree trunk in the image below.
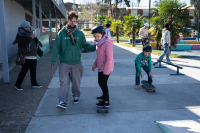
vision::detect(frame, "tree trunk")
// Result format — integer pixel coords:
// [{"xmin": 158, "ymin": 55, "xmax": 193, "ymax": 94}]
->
[
  {"xmin": 110, "ymin": 0, "xmax": 112, "ymax": 17},
  {"xmin": 132, "ymin": 29, "xmax": 136, "ymax": 46},
  {"xmin": 194, "ymin": 3, "xmax": 199, "ymax": 28},
  {"xmin": 117, "ymin": 27, "xmax": 119, "ymax": 43},
  {"xmin": 115, "ymin": 0, "xmax": 118, "ymax": 19}
]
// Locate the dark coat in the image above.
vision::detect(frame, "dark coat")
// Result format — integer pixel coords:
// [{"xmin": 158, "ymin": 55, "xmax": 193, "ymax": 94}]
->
[{"xmin": 13, "ymin": 34, "xmax": 43, "ymax": 57}]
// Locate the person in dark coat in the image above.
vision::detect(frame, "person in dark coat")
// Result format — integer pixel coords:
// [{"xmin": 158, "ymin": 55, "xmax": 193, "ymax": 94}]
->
[{"xmin": 13, "ymin": 21, "xmax": 43, "ymax": 91}]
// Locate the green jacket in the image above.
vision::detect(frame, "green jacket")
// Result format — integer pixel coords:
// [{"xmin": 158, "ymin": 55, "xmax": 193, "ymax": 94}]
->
[
  {"xmin": 51, "ymin": 26, "xmax": 96, "ymax": 65},
  {"xmin": 134, "ymin": 52, "xmax": 152, "ymax": 73}
]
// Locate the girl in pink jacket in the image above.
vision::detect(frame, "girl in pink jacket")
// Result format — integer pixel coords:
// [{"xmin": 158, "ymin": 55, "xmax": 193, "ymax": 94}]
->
[{"xmin": 91, "ymin": 25, "xmax": 114, "ymax": 107}]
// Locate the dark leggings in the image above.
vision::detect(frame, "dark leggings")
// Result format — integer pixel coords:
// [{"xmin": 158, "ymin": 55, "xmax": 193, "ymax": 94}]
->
[
  {"xmin": 15, "ymin": 59, "xmax": 37, "ymax": 86},
  {"xmin": 98, "ymin": 72, "xmax": 110, "ymax": 101}
]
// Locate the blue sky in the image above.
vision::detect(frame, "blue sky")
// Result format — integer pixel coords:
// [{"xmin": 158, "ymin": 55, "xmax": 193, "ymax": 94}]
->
[{"xmin": 63, "ymin": 0, "xmax": 191, "ymax": 6}]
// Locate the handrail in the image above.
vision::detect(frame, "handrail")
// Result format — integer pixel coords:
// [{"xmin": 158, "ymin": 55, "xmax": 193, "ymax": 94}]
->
[
  {"xmin": 153, "ymin": 61, "xmax": 183, "ymax": 69},
  {"xmin": 153, "ymin": 61, "xmax": 184, "ymax": 76}
]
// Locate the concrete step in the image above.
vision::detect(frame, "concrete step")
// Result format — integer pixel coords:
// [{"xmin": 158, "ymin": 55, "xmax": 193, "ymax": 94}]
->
[{"xmin": 156, "ymin": 120, "xmax": 200, "ymax": 133}]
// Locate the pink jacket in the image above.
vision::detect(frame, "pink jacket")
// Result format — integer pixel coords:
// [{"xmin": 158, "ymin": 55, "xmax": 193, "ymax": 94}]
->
[{"xmin": 92, "ymin": 36, "xmax": 114, "ymax": 75}]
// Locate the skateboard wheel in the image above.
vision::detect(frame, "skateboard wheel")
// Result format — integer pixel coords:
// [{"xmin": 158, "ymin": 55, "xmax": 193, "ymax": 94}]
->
[
  {"xmin": 153, "ymin": 90, "xmax": 155, "ymax": 92},
  {"xmin": 97, "ymin": 110, "xmax": 99, "ymax": 113},
  {"xmin": 147, "ymin": 90, "xmax": 149, "ymax": 92},
  {"xmin": 106, "ymin": 110, "xmax": 108, "ymax": 113}
]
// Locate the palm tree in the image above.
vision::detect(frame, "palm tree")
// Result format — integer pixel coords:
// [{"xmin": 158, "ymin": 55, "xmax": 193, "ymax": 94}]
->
[
  {"xmin": 123, "ymin": 14, "xmax": 144, "ymax": 46},
  {"xmin": 111, "ymin": 20, "xmax": 124, "ymax": 43},
  {"xmin": 94, "ymin": 15, "xmax": 107, "ymax": 25},
  {"xmin": 137, "ymin": 0, "xmax": 141, "ymax": 6},
  {"xmin": 150, "ymin": 0, "xmax": 190, "ymax": 48},
  {"xmin": 104, "ymin": 17, "xmax": 114, "ymax": 27}
]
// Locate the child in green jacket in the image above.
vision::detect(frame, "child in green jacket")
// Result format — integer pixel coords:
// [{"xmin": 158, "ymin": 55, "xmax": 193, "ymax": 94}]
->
[{"xmin": 134, "ymin": 45, "xmax": 153, "ymax": 89}]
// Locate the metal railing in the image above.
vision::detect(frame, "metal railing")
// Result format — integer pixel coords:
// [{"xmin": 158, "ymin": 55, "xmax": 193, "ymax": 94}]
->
[
  {"xmin": 52, "ymin": 0, "xmax": 67, "ymax": 18},
  {"xmin": 153, "ymin": 61, "xmax": 184, "ymax": 76}
]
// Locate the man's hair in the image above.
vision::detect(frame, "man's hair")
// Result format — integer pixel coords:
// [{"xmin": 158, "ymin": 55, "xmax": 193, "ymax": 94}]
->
[
  {"xmin": 106, "ymin": 24, "xmax": 111, "ymax": 28},
  {"xmin": 68, "ymin": 11, "xmax": 78, "ymax": 20}
]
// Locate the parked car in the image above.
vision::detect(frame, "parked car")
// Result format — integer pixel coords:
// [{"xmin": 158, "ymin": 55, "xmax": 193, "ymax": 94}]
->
[{"xmin": 43, "ymin": 28, "xmax": 50, "ymax": 32}]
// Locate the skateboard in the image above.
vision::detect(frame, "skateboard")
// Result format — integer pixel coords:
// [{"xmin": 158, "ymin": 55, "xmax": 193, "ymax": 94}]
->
[
  {"xmin": 141, "ymin": 80, "xmax": 156, "ymax": 92},
  {"xmin": 97, "ymin": 106, "xmax": 109, "ymax": 113},
  {"xmin": 96, "ymin": 99, "xmax": 109, "ymax": 113}
]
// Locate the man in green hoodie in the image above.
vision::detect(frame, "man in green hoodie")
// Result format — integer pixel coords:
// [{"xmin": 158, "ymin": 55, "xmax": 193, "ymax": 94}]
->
[{"xmin": 51, "ymin": 11, "xmax": 96, "ymax": 109}]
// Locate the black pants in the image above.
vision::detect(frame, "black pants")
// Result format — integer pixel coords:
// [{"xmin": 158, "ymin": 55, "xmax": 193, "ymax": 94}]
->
[
  {"xmin": 15, "ymin": 59, "xmax": 37, "ymax": 86},
  {"xmin": 140, "ymin": 39, "xmax": 145, "ymax": 47},
  {"xmin": 98, "ymin": 72, "xmax": 110, "ymax": 101}
]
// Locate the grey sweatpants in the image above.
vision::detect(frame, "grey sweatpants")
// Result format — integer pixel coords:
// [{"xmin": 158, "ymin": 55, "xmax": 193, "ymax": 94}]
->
[{"xmin": 58, "ymin": 63, "xmax": 83, "ymax": 103}]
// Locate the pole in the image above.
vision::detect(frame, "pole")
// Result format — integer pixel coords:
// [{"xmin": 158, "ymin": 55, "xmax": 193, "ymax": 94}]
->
[
  {"xmin": 0, "ymin": 0, "xmax": 9, "ymax": 82},
  {"xmin": 102, "ymin": 0, "xmax": 103, "ymax": 16},
  {"xmin": 149, "ymin": 0, "xmax": 151, "ymax": 28},
  {"xmin": 198, "ymin": 1, "xmax": 200, "ymax": 41},
  {"xmin": 39, "ymin": 1, "xmax": 43, "ymax": 36},
  {"xmin": 49, "ymin": 10, "xmax": 52, "ymax": 47},
  {"xmin": 73, "ymin": 0, "xmax": 75, "ymax": 11},
  {"xmin": 32, "ymin": 0, "xmax": 37, "ymax": 35},
  {"xmin": 56, "ymin": 15, "xmax": 57, "ymax": 34},
  {"xmin": 148, "ymin": 0, "xmax": 151, "ymax": 39}
]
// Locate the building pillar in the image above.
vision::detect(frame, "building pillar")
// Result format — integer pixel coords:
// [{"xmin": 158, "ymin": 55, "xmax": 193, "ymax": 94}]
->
[
  {"xmin": 56, "ymin": 15, "xmax": 57, "ymax": 34},
  {"xmin": 32, "ymin": 0, "xmax": 37, "ymax": 35},
  {"xmin": 49, "ymin": 10, "xmax": 52, "ymax": 46},
  {"xmin": 0, "ymin": 0, "xmax": 9, "ymax": 82},
  {"xmin": 39, "ymin": 1, "xmax": 43, "ymax": 36}
]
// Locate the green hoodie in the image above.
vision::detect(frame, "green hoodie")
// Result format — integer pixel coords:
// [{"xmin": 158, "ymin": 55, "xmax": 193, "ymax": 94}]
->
[
  {"xmin": 134, "ymin": 52, "xmax": 152, "ymax": 73},
  {"xmin": 51, "ymin": 26, "xmax": 96, "ymax": 65}
]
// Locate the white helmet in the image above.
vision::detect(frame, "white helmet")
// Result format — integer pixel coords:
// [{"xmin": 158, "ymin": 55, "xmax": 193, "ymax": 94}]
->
[{"xmin": 144, "ymin": 23, "xmax": 149, "ymax": 27}]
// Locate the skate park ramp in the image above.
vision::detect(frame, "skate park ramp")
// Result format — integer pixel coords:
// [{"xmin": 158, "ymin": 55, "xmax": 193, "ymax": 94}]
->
[{"xmin": 156, "ymin": 119, "xmax": 200, "ymax": 133}]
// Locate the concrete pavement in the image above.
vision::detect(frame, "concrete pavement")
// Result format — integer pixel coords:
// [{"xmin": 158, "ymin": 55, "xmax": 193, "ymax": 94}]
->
[{"xmin": 25, "ymin": 37, "xmax": 200, "ymax": 133}]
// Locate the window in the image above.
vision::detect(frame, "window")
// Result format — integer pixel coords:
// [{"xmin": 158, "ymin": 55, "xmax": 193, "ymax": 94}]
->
[
  {"xmin": 191, "ymin": 19, "xmax": 195, "ymax": 26},
  {"xmin": 143, "ymin": 9, "xmax": 149, "ymax": 16},
  {"xmin": 131, "ymin": 9, "xmax": 137, "ymax": 15},
  {"xmin": 25, "ymin": 13, "xmax": 32, "ymax": 26},
  {"xmin": 189, "ymin": 9, "xmax": 193, "ymax": 16}
]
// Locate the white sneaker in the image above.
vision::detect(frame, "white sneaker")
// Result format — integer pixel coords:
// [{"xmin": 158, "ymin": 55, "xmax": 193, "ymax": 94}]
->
[
  {"xmin": 135, "ymin": 85, "xmax": 140, "ymax": 90},
  {"xmin": 15, "ymin": 86, "xmax": 23, "ymax": 91},
  {"xmin": 56, "ymin": 101, "xmax": 67, "ymax": 109},
  {"xmin": 73, "ymin": 97, "xmax": 79, "ymax": 104},
  {"xmin": 31, "ymin": 84, "xmax": 42, "ymax": 88},
  {"xmin": 167, "ymin": 61, "xmax": 172, "ymax": 64}
]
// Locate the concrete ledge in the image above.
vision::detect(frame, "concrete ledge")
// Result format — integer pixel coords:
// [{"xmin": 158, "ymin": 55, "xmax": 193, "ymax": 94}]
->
[
  {"xmin": 171, "ymin": 45, "xmax": 192, "ymax": 51},
  {"xmin": 182, "ymin": 37, "xmax": 196, "ymax": 40},
  {"xmin": 129, "ymin": 39, "xmax": 141, "ymax": 43},
  {"xmin": 184, "ymin": 40, "xmax": 200, "ymax": 44},
  {"xmin": 192, "ymin": 45, "xmax": 200, "ymax": 50},
  {"xmin": 150, "ymin": 42, "xmax": 157, "ymax": 47},
  {"xmin": 178, "ymin": 40, "xmax": 185, "ymax": 44}
]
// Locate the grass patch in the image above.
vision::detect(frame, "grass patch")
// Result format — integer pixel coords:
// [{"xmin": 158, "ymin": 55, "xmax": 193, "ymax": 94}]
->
[
  {"xmin": 112, "ymin": 36, "xmax": 139, "ymax": 40},
  {"xmin": 116, "ymin": 42, "xmax": 194, "ymax": 58},
  {"xmin": 83, "ymin": 31, "xmax": 92, "ymax": 36}
]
